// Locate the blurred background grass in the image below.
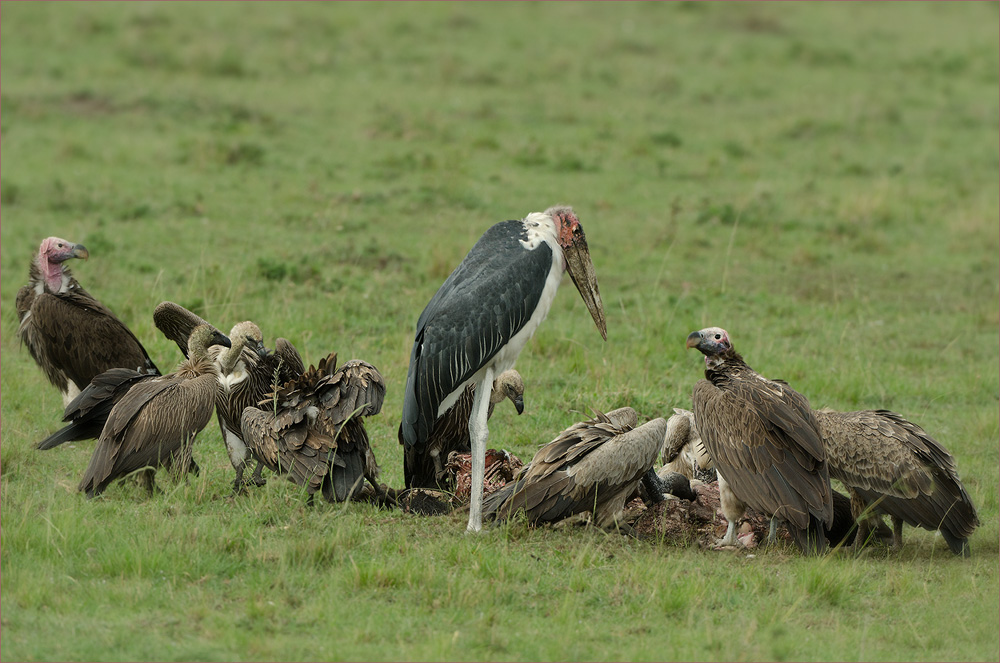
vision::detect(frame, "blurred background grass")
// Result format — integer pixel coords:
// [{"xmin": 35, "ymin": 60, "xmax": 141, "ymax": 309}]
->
[{"xmin": 2, "ymin": 2, "xmax": 997, "ymax": 661}]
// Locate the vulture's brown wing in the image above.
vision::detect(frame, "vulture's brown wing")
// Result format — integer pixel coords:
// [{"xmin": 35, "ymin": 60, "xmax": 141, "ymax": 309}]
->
[
  {"xmin": 323, "ymin": 359, "xmax": 386, "ymax": 418},
  {"xmin": 21, "ymin": 290, "xmax": 158, "ymax": 390},
  {"xmin": 239, "ymin": 406, "xmax": 283, "ymax": 469},
  {"xmin": 15, "ymin": 284, "xmax": 34, "ymax": 323},
  {"xmin": 818, "ymin": 409, "xmax": 979, "ymax": 550},
  {"xmin": 79, "ymin": 372, "xmax": 215, "ymax": 495},
  {"xmin": 484, "ymin": 415, "xmax": 664, "ymax": 526},
  {"xmin": 38, "ymin": 368, "xmax": 153, "ymax": 450},
  {"xmin": 693, "ymin": 378, "xmax": 832, "ymax": 530},
  {"xmin": 153, "ymin": 302, "xmax": 222, "ymax": 359},
  {"xmin": 273, "ymin": 338, "xmax": 305, "ymax": 381},
  {"xmin": 818, "ymin": 409, "xmax": 934, "ymax": 497}
]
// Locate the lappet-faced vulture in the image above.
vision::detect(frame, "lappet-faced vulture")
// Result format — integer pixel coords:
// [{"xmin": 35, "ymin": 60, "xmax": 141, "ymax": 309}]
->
[
  {"xmin": 400, "ymin": 206, "xmax": 606, "ymax": 532},
  {"xmin": 815, "ymin": 408, "xmax": 980, "ymax": 556},
  {"xmin": 16, "ymin": 237, "xmax": 158, "ymax": 406},
  {"xmin": 78, "ymin": 324, "xmax": 231, "ymax": 498},
  {"xmin": 667, "ymin": 408, "xmax": 861, "ymax": 548},
  {"xmin": 400, "ymin": 369, "xmax": 525, "ymax": 490},
  {"xmin": 37, "ymin": 301, "xmax": 220, "ymax": 452},
  {"xmin": 240, "ymin": 353, "xmax": 387, "ymax": 503},
  {"xmin": 687, "ymin": 327, "xmax": 833, "ymax": 555},
  {"xmin": 482, "ymin": 407, "xmax": 670, "ymax": 529}
]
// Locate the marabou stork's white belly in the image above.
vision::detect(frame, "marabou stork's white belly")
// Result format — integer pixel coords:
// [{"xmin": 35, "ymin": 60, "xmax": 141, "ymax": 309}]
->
[{"xmin": 436, "ymin": 242, "xmax": 564, "ymax": 417}]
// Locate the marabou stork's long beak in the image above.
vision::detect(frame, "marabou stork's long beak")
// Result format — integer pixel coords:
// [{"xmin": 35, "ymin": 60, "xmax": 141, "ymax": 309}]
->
[{"xmin": 563, "ymin": 224, "xmax": 607, "ymax": 341}]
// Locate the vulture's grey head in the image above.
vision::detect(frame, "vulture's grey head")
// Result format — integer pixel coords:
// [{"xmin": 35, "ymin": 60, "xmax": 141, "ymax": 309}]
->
[
  {"xmin": 229, "ymin": 321, "xmax": 269, "ymax": 360},
  {"xmin": 686, "ymin": 327, "xmax": 733, "ymax": 368},
  {"xmin": 188, "ymin": 324, "xmax": 233, "ymax": 359},
  {"xmin": 493, "ymin": 369, "xmax": 525, "ymax": 415}
]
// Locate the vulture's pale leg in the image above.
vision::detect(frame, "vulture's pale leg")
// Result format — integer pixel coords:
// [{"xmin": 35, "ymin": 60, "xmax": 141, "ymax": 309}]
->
[
  {"xmin": 767, "ymin": 517, "xmax": 778, "ymax": 544},
  {"xmin": 466, "ymin": 367, "xmax": 494, "ymax": 533},
  {"xmin": 716, "ymin": 518, "xmax": 740, "ymax": 547},
  {"xmin": 62, "ymin": 382, "xmax": 81, "ymax": 410}
]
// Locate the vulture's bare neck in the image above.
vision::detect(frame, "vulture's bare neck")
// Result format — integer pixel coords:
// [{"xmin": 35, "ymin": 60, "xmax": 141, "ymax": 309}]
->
[{"xmin": 31, "ymin": 257, "xmax": 75, "ymax": 295}]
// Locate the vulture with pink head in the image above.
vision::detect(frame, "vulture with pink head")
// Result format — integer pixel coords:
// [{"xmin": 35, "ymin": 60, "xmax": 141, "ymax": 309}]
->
[{"xmin": 16, "ymin": 237, "xmax": 158, "ymax": 407}]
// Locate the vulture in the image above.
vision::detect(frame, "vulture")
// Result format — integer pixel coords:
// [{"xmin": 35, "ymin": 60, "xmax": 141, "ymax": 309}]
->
[
  {"xmin": 400, "ymin": 206, "xmax": 606, "ymax": 532},
  {"xmin": 482, "ymin": 407, "xmax": 669, "ymax": 530},
  {"xmin": 815, "ymin": 408, "xmax": 980, "ymax": 556},
  {"xmin": 36, "ymin": 300, "xmax": 223, "ymax": 452},
  {"xmin": 16, "ymin": 236, "xmax": 158, "ymax": 406},
  {"xmin": 212, "ymin": 320, "xmax": 303, "ymax": 490},
  {"xmin": 400, "ymin": 369, "xmax": 525, "ymax": 490},
  {"xmin": 687, "ymin": 326, "xmax": 833, "ymax": 555},
  {"xmin": 78, "ymin": 324, "xmax": 231, "ymax": 498},
  {"xmin": 665, "ymin": 407, "xmax": 871, "ymax": 549},
  {"xmin": 661, "ymin": 408, "xmax": 715, "ymax": 482},
  {"xmin": 240, "ymin": 353, "xmax": 387, "ymax": 503}
]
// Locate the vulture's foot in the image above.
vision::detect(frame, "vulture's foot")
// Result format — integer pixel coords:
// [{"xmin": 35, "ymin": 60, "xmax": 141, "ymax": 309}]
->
[
  {"xmin": 714, "ymin": 520, "xmax": 743, "ymax": 548},
  {"xmin": 250, "ymin": 461, "xmax": 267, "ymax": 487}
]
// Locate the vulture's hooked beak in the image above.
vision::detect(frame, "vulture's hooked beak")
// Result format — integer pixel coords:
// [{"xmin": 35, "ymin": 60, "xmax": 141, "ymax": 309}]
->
[
  {"xmin": 213, "ymin": 332, "xmax": 233, "ymax": 349},
  {"xmin": 254, "ymin": 339, "xmax": 269, "ymax": 360},
  {"xmin": 685, "ymin": 331, "xmax": 703, "ymax": 350},
  {"xmin": 563, "ymin": 224, "xmax": 607, "ymax": 341},
  {"xmin": 513, "ymin": 395, "xmax": 525, "ymax": 415},
  {"xmin": 71, "ymin": 244, "xmax": 90, "ymax": 260}
]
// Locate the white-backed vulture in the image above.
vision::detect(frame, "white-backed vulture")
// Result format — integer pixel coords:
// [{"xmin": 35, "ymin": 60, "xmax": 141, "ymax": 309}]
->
[
  {"xmin": 687, "ymin": 327, "xmax": 833, "ymax": 555},
  {"xmin": 240, "ymin": 353, "xmax": 387, "ymax": 503},
  {"xmin": 210, "ymin": 320, "xmax": 305, "ymax": 490},
  {"xmin": 16, "ymin": 237, "xmax": 158, "ymax": 406},
  {"xmin": 482, "ymin": 407, "xmax": 667, "ymax": 529},
  {"xmin": 400, "ymin": 370, "xmax": 525, "ymax": 490},
  {"xmin": 78, "ymin": 324, "xmax": 231, "ymax": 498},
  {"xmin": 37, "ymin": 300, "xmax": 224, "ymax": 452},
  {"xmin": 815, "ymin": 408, "xmax": 980, "ymax": 556},
  {"xmin": 661, "ymin": 408, "xmax": 715, "ymax": 481}
]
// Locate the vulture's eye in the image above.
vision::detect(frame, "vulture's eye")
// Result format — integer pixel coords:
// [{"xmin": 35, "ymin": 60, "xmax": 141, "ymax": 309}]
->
[{"xmin": 714, "ymin": 334, "xmax": 721, "ymax": 340}]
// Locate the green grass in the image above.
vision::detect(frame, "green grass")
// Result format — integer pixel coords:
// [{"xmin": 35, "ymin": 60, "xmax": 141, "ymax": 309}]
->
[{"xmin": 2, "ymin": 2, "xmax": 998, "ymax": 661}]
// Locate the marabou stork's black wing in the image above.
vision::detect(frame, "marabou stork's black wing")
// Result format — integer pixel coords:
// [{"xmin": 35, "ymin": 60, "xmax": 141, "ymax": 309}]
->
[{"xmin": 400, "ymin": 220, "xmax": 552, "ymax": 452}]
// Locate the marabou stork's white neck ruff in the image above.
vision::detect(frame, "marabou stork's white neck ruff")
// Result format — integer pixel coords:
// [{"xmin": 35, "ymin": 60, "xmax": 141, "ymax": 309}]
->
[{"xmin": 401, "ymin": 206, "xmax": 606, "ymax": 532}]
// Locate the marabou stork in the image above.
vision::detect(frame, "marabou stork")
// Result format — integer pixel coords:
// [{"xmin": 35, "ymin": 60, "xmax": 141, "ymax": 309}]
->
[{"xmin": 400, "ymin": 206, "xmax": 607, "ymax": 532}]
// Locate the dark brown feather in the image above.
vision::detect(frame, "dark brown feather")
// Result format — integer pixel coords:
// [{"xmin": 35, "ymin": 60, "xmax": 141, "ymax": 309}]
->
[
  {"xmin": 77, "ymin": 326, "xmax": 222, "ymax": 498},
  {"xmin": 18, "ymin": 260, "xmax": 157, "ymax": 400},
  {"xmin": 816, "ymin": 408, "xmax": 979, "ymax": 555},
  {"xmin": 691, "ymin": 343, "xmax": 833, "ymax": 555},
  {"xmin": 240, "ymin": 353, "xmax": 385, "ymax": 502}
]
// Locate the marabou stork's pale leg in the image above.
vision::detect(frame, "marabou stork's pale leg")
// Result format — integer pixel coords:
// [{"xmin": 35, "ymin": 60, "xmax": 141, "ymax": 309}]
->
[{"xmin": 466, "ymin": 367, "xmax": 494, "ymax": 533}]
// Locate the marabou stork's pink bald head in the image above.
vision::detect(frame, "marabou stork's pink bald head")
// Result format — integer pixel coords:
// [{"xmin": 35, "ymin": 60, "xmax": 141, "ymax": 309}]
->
[{"xmin": 547, "ymin": 206, "xmax": 607, "ymax": 341}]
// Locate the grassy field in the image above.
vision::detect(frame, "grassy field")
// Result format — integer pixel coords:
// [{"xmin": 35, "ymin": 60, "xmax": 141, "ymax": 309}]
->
[{"xmin": 2, "ymin": 2, "xmax": 998, "ymax": 661}]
